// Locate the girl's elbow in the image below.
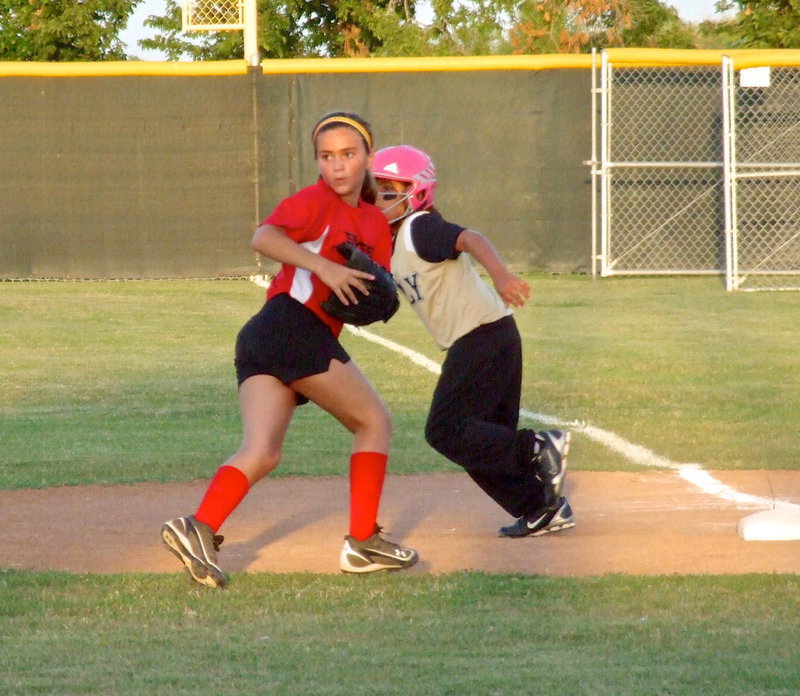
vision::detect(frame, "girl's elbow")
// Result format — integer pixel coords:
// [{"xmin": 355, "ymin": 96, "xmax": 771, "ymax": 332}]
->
[{"xmin": 251, "ymin": 225, "xmax": 273, "ymax": 254}]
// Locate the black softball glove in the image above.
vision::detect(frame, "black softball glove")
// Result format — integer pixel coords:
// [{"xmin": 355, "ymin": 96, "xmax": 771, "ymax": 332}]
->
[{"xmin": 321, "ymin": 243, "xmax": 400, "ymax": 326}]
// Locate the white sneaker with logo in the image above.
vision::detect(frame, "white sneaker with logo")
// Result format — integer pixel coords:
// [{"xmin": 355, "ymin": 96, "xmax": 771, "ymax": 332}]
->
[{"xmin": 340, "ymin": 527, "xmax": 419, "ymax": 573}]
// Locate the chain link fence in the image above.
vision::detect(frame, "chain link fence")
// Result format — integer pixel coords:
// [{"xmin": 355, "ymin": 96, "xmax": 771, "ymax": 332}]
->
[
  {"xmin": 593, "ymin": 50, "xmax": 800, "ymax": 291},
  {"xmin": 595, "ymin": 54, "xmax": 724, "ymax": 276},
  {"xmin": 725, "ymin": 59, "xmax": 800, "ymax": 291}
]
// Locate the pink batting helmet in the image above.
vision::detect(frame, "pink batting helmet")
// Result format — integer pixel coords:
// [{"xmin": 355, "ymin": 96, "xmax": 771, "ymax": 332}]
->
[{"xmin": 371, "ymin": 145, "xmax": 437, "ymax": 212}]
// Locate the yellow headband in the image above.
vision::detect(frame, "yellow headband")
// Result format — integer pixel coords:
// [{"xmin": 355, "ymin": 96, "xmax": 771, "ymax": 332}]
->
[{"xmin": 312, "ymin": 116, "xmax": 372, "ymax": 150}]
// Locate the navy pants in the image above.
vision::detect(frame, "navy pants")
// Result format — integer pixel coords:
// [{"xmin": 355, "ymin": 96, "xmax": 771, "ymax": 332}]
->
[{"xmin": 424, "ymin": 315, "xmax": 545, "ymax": 518}]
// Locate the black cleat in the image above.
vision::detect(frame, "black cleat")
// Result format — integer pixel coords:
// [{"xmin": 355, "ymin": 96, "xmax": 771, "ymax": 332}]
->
[{"xmin": 498, "ymin": 497, "xmax": 575, "ymax": 538}]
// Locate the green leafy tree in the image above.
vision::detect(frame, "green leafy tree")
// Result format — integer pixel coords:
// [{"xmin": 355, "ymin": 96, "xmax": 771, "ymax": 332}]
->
[
  {"xmin": 140, "ymin": 0, "xmax": 539, "ymax": 59},
  {"xmin": 138, "ymin": 0, "xmax": 708, "ymax": 59},
  {"xmin": 140, "ymin": 0, "xmax": 425, "ymax": 60},
  {"xmin": 507, "ymin": 0, "xmax": 633, "ymax": 53},
  {"xmin": 398, "ymin": 0, "xmax": 700, "ymax": 54},
  {"xmin": 0, "ymin": 0, "xmax": 139, "ymax": 61},
  {"xmin": 692, "ymin": 17, "xmax": 743, "ymax": 49},
  {"xmin": 717, "ymin": 0, "xmax": 800, "ymax": 47},
  {"xmin": 420, "ymin": 0, "xmax": 514, "ymax": 55},
  {"xmin": 139, "ymin": 1, "xmax": 235, "ymax": 60},
  {"xmin": 620, "ymin": 0, "xmax": 697, "ymax": 48},
  {"xmin": 505, "ymin": 0, "xmax": 699, "ymax": 53}
]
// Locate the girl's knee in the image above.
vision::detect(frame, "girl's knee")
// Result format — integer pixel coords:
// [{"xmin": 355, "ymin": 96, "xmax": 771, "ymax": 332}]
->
[
  {"xmin": 232, "ymin": 448, "xmax": 281, "ymax": 482},
  {"xmin": 358, "ymin": 402, "xmax": 392, "ymax": 437},
  {"xmin": 377, "ymin": 405, "xmax": 393, "ymax": 437},
  {"xmin": 350, "ymin": 404, "xmax": 392, "ymax": 453}
]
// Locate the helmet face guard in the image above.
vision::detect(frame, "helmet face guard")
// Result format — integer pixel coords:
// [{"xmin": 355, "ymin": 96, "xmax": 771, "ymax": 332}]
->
[
  {"xmin": 375, "ymin": 189, "xmax": 414, "ymax": 224},
  {"xmin": 371, "ymin": 146, "xmax": 437, "ymax": 220}
]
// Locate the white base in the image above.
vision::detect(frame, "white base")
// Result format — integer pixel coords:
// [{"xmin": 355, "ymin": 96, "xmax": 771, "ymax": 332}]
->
[{"xmin": 737, "ymin": 508, "xmax": 800, "ymax": 541}]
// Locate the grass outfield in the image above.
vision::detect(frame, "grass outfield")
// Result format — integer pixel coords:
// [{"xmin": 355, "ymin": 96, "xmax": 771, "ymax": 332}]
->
[
  {"xmin": 2, "ymin": 276, "xmax": 799, "ymax": 694},
  {"xmin": 3, "ymin": 275, "xmax": 800, "ymax": 487},
  {"xmin": 2, "ymin": 570, "xmax": 798, "ymax": 696}
]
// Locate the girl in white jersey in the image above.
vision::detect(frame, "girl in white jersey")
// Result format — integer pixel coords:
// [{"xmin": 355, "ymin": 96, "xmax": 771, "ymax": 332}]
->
[{"xmin": 372, "ymin": 145, "xmax": 574, "ymax": 538}]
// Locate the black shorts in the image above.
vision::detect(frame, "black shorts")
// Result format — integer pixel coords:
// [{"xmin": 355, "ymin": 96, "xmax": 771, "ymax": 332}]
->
[{"xmin": 234, "ymin": 293, "xmax": 350, "ymax": 404}]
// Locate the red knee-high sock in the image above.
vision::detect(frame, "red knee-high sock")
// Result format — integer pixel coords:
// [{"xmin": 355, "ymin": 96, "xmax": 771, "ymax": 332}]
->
[
  {"xmin": 349, "ymin": 451, "xmax": 388, "ymax": 541},
  {"xmin": 194, "ymin": 465, "xmax": 250, "ymax": 533}
]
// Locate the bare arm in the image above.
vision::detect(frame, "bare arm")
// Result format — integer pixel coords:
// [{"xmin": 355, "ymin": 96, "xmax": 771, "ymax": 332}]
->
[
  {"xmin": 252, "ymin": 223, "xmax": 374, "ymax": 306},
  {"xmin": 455, "ymin": 229, "xmax": 531, "ymax": 308}
]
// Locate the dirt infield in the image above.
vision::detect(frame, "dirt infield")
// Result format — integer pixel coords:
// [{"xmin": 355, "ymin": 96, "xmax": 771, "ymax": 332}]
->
[{"xmin": 2, "ymin": 471, "xmax": 798, "ymax": 578}]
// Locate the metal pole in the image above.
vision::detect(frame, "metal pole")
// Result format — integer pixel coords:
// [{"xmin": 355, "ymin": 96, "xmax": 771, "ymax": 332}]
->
[
  {"xmin": 243, "ymin": 0, "xmax": 260, "ymax": 67},
  {"xmin": 722, "ymin": 55, "xmax": 736, "ymax": 291},
  {"xmin": 589, "ymin": 48, "xmax": 598, "ymax": 280},
  {"xmin": 599, "ymin": 50, "xmax": 610, "ymax": 277}
]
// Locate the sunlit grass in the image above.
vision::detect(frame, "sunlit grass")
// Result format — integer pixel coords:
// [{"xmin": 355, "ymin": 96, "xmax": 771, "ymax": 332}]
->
[{"xmin": 2, "ymin": 276, "xmax": 799, "ymax": 488}]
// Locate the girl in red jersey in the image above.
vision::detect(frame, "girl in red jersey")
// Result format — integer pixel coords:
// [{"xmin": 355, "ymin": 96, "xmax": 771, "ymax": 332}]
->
[{"xmin": 161, "ymin": 112, "xmax": 418, "ymax": 587}]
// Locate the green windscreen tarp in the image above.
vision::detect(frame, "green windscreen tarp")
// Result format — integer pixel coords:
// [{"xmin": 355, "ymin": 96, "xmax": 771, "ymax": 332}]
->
[{"xmin": 1, "ymin": 63, "xmax": 591, "ymax": 278}]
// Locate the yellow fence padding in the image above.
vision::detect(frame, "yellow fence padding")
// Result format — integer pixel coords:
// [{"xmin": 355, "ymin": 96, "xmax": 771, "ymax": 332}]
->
[
  {"xmin": 602, "ymin": 48, "xmax": 800, "ymax": 68},
  {"xmin": 0, "ymin": 60, "xmax": 249, "ymax": 77}
]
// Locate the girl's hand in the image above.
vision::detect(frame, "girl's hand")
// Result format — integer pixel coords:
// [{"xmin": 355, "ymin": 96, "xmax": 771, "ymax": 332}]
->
[
  {"xmin": 494, "ymin": 272, "xmax": 531, "ymax": 308},
  {"xmin": 316, "ymin": 257, "xmax": 375, "ymax": 306},
  {"xmin": 455, "ymin": 229, "xmax": 530, "ymax": 308}
]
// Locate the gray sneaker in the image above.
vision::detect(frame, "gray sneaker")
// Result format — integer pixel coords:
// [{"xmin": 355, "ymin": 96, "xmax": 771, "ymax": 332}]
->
[
  {"xmin": 340, "ymin": 527, "xmax": 419, "ymax": 573},
  {"xmin": 533, "ymin": 430, "xmax": 570, "ymax": 507},
  {"xmin": 498, "ymin": 497, "xmax": 575, "ymax": 538},
  {"xmin": 161, "ymin": 515, "xmax": 227, "ymax": 588}
]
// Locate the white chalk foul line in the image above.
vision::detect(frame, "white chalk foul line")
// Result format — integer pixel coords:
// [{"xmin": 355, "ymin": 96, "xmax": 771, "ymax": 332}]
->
[
  {"xmin": 347, "ymin": 325, "xmax": 795, "ymax": 512},
  {"xmin": 250, "ymin": 274, "xmax": 789, "ymax": 512},
  {"xmin": 346, "ymin": 325, "xmax": 443, "ymax": 375}
]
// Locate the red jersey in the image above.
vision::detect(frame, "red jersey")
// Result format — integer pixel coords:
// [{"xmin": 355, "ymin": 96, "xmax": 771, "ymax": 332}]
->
[{"xmin": 263, "ymin": 179, "xmax": 392, "ymax": 336}]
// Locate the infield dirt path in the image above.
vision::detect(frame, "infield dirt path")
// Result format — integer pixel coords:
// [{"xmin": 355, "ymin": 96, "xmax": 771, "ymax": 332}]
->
[{"xmin": 2, "ymin": 470, "xmax": 798, "ymax": 578}]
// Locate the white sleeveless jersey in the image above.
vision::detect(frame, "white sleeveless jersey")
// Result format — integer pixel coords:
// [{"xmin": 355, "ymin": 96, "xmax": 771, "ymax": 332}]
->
[{"xmin": 391, "ymin": 211, "xmax": 511, "ymax": 350}]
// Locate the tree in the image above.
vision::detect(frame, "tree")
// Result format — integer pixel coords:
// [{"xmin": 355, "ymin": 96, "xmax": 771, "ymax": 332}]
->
[
  {"xmin": 692, "ymin": 17, "xmax": 743, "ymax": 50},
  {"xmin": 0, "ymin": 0, "xmax": 140, "ymax": 61},
  {"xmin": 717, "ymin": 0, "xmax": 800, "ymax": 47},
  {"xmin": 620, "ymin": 0, "xmax": 697, "ymax": 48},
  {"xmin": 139, "ymin": 0, "xmax": 706, "ymax": 60},
  {"xmin": 414, "ymin": 0, "xmax": 515, "ymax": 56},
  {"xmin": 403, "ymin": 0, "xmax": 701, "ymax": 54},
  {"xmin": 140, "ymin": 0, "xmax": 427, "ymax": 60},
  {"xmin": 507, "ymin": 0, "xmax": 633, "ymax": 53}
]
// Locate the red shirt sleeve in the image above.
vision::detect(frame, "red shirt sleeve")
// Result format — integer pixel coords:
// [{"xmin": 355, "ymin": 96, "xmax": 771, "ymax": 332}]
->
[{"xmin": 264, "ymin": 186, "xmax": 322, "ymax": 244}]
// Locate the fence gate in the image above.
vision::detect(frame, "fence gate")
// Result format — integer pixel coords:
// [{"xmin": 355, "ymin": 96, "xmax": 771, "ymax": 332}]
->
[
  {"xmin": 723, "ymin": 56, "xmax": 800, "ymax": 291},
  {"xmin": 593, "ymin": 51, "xmax": 725, "ymax": 278},
  {"xmin": 592, "ymin": 50, "xmax": 800, "ymax": 291}
]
